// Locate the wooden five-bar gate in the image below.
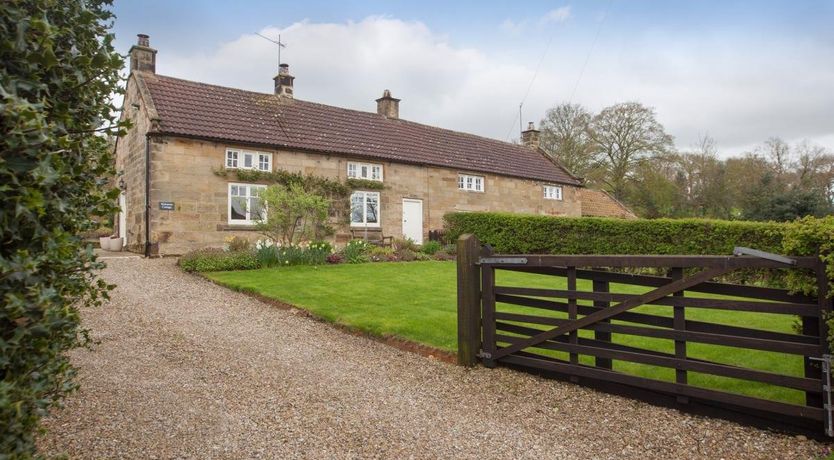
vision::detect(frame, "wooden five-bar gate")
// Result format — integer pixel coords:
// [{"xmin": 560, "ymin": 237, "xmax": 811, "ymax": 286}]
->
[{"xmin": 456, "ymin": 234, "xmax": 834, "ymax": 435}]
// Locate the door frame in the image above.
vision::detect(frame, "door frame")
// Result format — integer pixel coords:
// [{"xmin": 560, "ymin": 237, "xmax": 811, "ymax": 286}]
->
[{"xmin": 401, "ymin": 198, "xmax": 424, "ymax": 245}]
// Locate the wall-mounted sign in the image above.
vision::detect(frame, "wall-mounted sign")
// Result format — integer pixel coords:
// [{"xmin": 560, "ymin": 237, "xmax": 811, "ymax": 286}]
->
[{"xmin": 159, "ymin": 201, "xmax": 175, "ymax": 211}]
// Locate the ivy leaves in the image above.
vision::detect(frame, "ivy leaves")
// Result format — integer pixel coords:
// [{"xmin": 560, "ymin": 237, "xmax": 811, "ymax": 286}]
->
[{"xmin": 1, "ymin": 0, "xmax": 124, "ymax": 456}]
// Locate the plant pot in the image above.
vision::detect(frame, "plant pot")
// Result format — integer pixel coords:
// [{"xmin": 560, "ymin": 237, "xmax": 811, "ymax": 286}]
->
[
  {"xmin": 109, "ymin": 237, "xmax": 124, "ymax": 252},
  {"xmin": 99, "ymin": 236, "xmax": 110, "ymax": 250}
]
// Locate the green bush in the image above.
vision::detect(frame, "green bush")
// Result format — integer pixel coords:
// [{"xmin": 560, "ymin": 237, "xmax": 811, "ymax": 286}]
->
[
  {"xmin": 444, "ymin": 212, "xmax": 786, "ymax": 255},
  {"xmin": 420, "ymin": 240, "xmax": 442, "ymax": 255},
  {"xmin": 1, "ymin": 1, "xmax": 125, "ymax": 455},
  {"xmin": 368, "ymin": 246, "xmax": 397, "ymax": 262},
  {"xmin": 179, "ymin": 249, "xmax": 260, "ymax": 272},
  {"xmin": 344, "ymin": 240, "xmax": 371, "ymax": 264}
]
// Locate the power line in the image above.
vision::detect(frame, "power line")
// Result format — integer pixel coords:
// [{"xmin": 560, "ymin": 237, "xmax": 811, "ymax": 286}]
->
[
  {"xmin": 505, "ymin": 31, "xmax": 557, "ymax": 141},
  {"xmin": 568, "ymin": 0, "xmax": 612, "ymax": 104}
]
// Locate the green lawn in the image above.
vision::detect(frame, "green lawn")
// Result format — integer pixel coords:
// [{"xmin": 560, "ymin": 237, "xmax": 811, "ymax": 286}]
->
[{"xmin": 206, "ymin": 261, "xmax": 806, "ymax": 404}]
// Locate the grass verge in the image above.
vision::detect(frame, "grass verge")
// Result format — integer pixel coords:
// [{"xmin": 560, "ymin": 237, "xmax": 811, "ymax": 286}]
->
[{"xmin": 205, "ymin": 261, "xmax": 806, "ymax": 404}]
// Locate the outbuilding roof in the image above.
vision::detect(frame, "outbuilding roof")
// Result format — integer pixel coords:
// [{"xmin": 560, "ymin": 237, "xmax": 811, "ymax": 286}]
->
[{"xmin": 138, "ymin": 73, "xmax": 581, "ymax": 185}]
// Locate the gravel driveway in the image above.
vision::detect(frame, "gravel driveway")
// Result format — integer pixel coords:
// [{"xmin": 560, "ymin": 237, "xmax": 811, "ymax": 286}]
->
[{"xmin": 38, "ymin": 258, "xmax": 828, "ymax": 459}]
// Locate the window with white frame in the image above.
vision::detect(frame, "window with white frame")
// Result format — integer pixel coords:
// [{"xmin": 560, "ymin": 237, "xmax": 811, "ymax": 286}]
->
[
  {"xmin": 544, "ymin": 185, "xmax": 563, "ymax": 201},
  {"xmin": 228, "ymin": 183, "xmax": 266, "ymax": 225},
  {"xmin": 350, "ymin": 191, "xmax": 380, "ymax": 227},
  {"xmin": 458, "ymin": 174, "xmax": 484, "ymax": 192},
  {"xmin": 225, "ymin": 149, "xmax": 272, "ymax": 172},
  {"xmin": 347, "ymin": 161, "xmax": 383, "ymax": 181}
]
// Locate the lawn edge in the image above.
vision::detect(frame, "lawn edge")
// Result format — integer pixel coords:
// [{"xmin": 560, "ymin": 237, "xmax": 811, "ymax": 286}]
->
[{"xmin": 190, "ymin": 267, "xmax": 458, "ymax": 364}]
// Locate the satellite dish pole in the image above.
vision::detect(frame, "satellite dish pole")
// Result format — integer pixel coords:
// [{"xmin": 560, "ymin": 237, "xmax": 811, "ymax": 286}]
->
[{"xmin": 256, "ymin": 32, "xmax": 287, "ymax": 69}]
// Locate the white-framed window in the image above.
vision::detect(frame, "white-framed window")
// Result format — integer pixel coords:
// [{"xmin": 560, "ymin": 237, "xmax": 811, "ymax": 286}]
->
[
  {"xmin": 226, "ymin": 150, "xmax": 239, "ymax": 168},
  {"xmin": 350, "ymin": 191, "xmax": 380, "ymax": 227},
  {"xmin": 225, "ymin": 148, "xmax": 272, "ymax": 172},
  {"xmin": 228, "ymin": 183, "xmax": 267, "ymax": 225},
  {"xmin": 458, "ymin": 174, "xmax": 484, "ymax": 192},
  {"xmin": 544, "ymin": 185, "xmax": 563, "ymax": 201},
  {"xmin": 347, "ymin": 161, "xmax": 383, "ymax": 182}
]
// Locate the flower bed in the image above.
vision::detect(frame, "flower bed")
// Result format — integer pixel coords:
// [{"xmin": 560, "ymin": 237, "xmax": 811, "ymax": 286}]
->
[{"xmin": 178, "ymin": 236, "xmax": 454, "ymax": 273}]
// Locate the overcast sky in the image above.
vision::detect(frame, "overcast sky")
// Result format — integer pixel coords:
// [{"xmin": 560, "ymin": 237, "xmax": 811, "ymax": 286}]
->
[{"xmin": 112, "ymin": 0, "xmax": 834, "ymax": 157}]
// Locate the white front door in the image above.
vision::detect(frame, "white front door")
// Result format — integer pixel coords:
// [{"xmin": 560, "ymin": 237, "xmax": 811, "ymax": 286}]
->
[
  {"xmin": 118, "ymin": 192, "xmax": 127, "ymax": 247},
  {"xmin": 402, "ymin": 199, "xmax": 423, "ymax": 244}
]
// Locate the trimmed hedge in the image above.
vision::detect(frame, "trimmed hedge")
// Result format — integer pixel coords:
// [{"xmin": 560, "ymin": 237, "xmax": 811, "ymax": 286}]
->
[
  {"xmin": 179, "ymin": 249, "xmax": 259, "ymax": 272},
  {"xmin": 444, "ymin": 212, "xmax": 787, "ymax": 256}
]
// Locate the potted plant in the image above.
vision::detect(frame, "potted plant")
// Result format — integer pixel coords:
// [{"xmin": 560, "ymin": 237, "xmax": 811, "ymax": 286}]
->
[
  {"xmin": 99, "ymin": 235, "xmax": 110, "ymax": 250},
  {"xmin": 108, "ymin": 235, "xmax": 123, "ymax": 252}
]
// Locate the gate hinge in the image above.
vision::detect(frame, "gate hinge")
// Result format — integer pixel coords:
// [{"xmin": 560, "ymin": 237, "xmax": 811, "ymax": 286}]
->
[
  {"xmin": 476, "ymin": 350, "xmax": 492, "ymax": 359},
  {"xmin": 479, "ymin": 257, "xmax": 528, "ymax": 265}
]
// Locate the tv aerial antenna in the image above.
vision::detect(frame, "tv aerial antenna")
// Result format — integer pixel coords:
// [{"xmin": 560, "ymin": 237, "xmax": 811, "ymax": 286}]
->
[{"xmin": 256, "ymin": 32, "xmax": 287, "ymax": 69}]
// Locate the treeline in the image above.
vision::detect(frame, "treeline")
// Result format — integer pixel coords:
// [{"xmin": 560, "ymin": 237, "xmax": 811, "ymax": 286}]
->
[{"xmin": 538, "ymin": 102, "xmax": 834, "ymax": 221}]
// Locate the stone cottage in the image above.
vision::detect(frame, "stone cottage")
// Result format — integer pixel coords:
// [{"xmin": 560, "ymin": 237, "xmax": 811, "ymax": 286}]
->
[{"xmin": 115, "ymin": 34, "xmax": 613, "ymax": 256}]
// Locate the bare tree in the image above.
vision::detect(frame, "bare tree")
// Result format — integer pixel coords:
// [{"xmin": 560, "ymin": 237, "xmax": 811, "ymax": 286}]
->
[
  {"xmin": 587, "ymin": 102, "xmax": 674, "ymax": 199},
  {"xmin": 538, "ymin": 103, "xmax": 595, "ymax": 178},
  {"xmin": 793, "ymin": 140, "xmax": 834, "ymax": 203},
  {"xmin": 760, "ymin": 137, "xmax": 792, "ymax": 177}
]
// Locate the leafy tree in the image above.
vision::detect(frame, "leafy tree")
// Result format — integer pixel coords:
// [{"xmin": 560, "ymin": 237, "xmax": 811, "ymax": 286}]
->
[
  {"xmin": 0, "ymin": 0, "xmax": 123, "ymax": 455},
  {"xmin": 538, "ymin": 103, "xmax": 595, "ymax": 178},
  {"xmin": 587, "ymin": 102, "xmax": 674, "ymax": 200},
  {"xmin": 256, "ymin": 183, "xmax": 330, "ymax": 245},
  {"xmin": 742, "ymin": 174, "xmax": 832, "ymax": 221},
  {"xmin": 627, "ymin": 159, "xmax": 681, "ymax": 218}
]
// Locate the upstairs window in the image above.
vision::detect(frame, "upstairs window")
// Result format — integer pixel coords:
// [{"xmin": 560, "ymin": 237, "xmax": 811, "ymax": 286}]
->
[
  {"xmin": 226, "ymin": 149, "xmax": 271, "ymax": 172},
  {"xmin": 544, "ymin": 185, "xmax": 563, "ymax": 201},
  {"xmin": 347, "ymin": 161, "xmax": 383, "ymax": 182},
  {"xmin": 458, "ymin": 174, "xmax": 484, "ymax": 192}
]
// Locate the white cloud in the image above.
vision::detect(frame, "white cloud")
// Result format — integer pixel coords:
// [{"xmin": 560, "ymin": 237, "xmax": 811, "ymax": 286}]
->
[
  {"xmin": 159, "ymin": 16, "xmax": 538, "ymax": 142},
  {"xmin": 148, "ymin": 15, "xmax": 834, "ymax": 157},
  {"xmin": 541, "ymin": 6, "xmax": 571, "ymax": 24}
]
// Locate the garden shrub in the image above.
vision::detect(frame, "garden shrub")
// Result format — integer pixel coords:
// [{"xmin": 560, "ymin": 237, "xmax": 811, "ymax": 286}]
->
[
  {"xmin": 393, "ymin": 238, "xmax": 420, "ymax": 252},
  {"xmin": 443, "ymin": 211, "xmax": 834, "ymax": 288},
  {"xmin": 0, "ymin": 1, "xmax": 124, "ymax": 455},
  {"xmin": 254, "ymin": 241, "xmax": 333, "ymax": 267},
  {"xmin": 444, "ymin": 212, "xmax": 787, "ymax": 256},
  {"xmin": 326, "ymin": 253, "xmax": 344, "ymax": 264},
  {"xmin": 368, "ymin": 246, "xmax": 397, "ymax": 262},
  {"xmin": 179, "ymin": 249, "xmax": 259, "ymax": 272},
  {"xmin": 343, "ymin": 240, "xmax": 371, "ymax": 264},
  {"xmin": 420, "ymin": 240, "xmax": 442, "ymax": 255},
  {"xmin": 225, "ymin": 236, "xmax": 251, "ymax": 252}
]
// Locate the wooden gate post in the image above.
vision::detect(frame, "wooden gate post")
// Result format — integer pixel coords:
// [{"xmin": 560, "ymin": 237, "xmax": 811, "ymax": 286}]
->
[{"xmin": 457, "ymin": 234, "xmax": 481, "ymax": 366}]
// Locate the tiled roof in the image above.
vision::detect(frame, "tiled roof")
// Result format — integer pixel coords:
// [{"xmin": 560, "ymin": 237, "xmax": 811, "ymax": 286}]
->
[
  {"xmin": 139, "ymin": 73, "xmax": 580, "ymax": 185},
  {"xmin": 580, "ymin": 189, "xmax": 638, "ymax": 219}
]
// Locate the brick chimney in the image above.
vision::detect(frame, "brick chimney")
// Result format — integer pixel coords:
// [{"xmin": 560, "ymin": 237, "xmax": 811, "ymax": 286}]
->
[
  {"xmin": 376, "ymin": 89, "xmax": 400, "ymax": 119},
  {"xmin": 521, "ymin": 122, "xmax": 540, "ymax": 149},
  {"xmin": 274, "ymin": 63, "xmax": 294, "ymax": 98},
  {"xmin": 129, "ymin": 34, "xmax": 157, "ymax": 73}
]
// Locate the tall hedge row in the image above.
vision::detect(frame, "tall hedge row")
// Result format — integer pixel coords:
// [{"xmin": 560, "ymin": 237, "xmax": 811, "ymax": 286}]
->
[
  {"xmin": 444, "ymin": 212, "xmax": 787, "ymax": 256},
  {"xmin": 1, "ymin": 1, "xmax": 123, "ymax": 456}
]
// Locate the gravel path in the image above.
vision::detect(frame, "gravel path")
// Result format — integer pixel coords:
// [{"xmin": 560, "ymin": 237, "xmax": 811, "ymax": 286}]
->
[{"xmin": 39, "ymin": 258, "xmax": 828, "ymax": 459}]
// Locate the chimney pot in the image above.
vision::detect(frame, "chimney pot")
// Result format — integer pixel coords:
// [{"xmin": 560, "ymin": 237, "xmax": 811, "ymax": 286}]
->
[
  {"xmin": 376, "ymin": 89, "xmax": 401, "ymax": 119},
  {"xmin": 521, "ymin": 121, "xmax": 540, "ymax": 150},
  {"xmin": 129, "ymin": 33, "xmax": 157, "ymax": 73},
  {"xmin": 274, "ymin": 64, "xmax": 294, "ymax": 98}
]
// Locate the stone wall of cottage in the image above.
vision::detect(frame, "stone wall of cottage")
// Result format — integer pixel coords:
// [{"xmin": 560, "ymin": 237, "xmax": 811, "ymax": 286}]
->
[
  {"xmin": 114, "ymin": 76, "xmax": 153, "ymax": 253},
  {"xmin": 143, "ymin": 137, "xmax": 581, "ymax": 255}
]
